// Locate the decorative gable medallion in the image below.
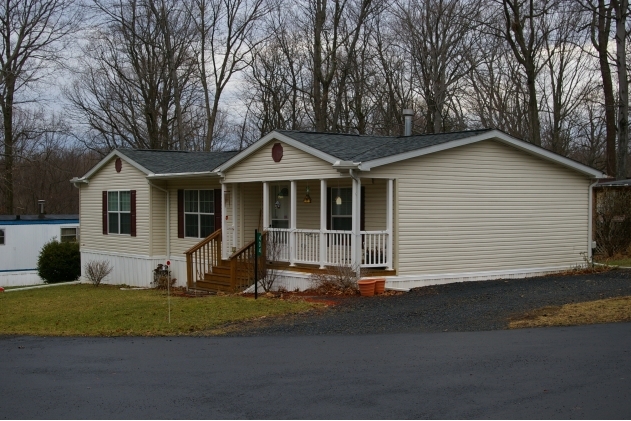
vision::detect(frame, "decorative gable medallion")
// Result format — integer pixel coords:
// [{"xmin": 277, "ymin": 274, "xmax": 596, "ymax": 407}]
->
[
  {"xmin": 272, "ymin": 143, "xmax": 283, "ymax": 162},
  {"xmin": 115, "ymin": 158, "xmax": 122, "ymax": 173}
]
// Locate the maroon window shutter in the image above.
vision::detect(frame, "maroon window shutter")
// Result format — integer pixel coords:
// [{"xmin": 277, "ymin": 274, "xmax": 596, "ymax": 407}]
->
[
  {"xmin": 102, "ymin": 191, "xmax": 108, "ymax": 235},
  {"xmin": 214, "ymin": 189, "xmax": 222, "ymax": 233},
  {"xmin": 130, "ymin": 190, "xmax": 137, "ymax": 237},
  {"xmin": 177, "ymin": 189, "xmax": 184, "ymax": 238}
]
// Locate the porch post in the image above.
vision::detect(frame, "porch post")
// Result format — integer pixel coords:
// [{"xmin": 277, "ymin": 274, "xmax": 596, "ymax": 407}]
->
[
  {"xmin": 289, "ymin": 180, "xmax": 297, "ymax": 266},
  {"xmin": 319, "ymin": 179, "xmax": 327, "ymax": 268},
  {"xmin": 232, "ymin": 183, "xmax": 238, "ymax": 252},
  {"xmin": 386, "ymin": 179, "xmax": 394, "ymax": 270},
  {"xmin": 351, "ymin": 175, "xmax": 362, "ymax": 270},
  {"xmin": 262, "ymin": 182, "xmax": 269, "ymax": 230},
  {"xmin": 221, "ymin": 182, "xmax": 227, "ymax": 260}
]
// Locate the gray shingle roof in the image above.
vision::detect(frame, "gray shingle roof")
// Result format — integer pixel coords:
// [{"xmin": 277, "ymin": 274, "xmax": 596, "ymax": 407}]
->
[
  {"xmin": 276, "ymin": 129, "xmax": 494, "ymax": 162},
  {"xmin": 116, "ymin": 149, "xmax": 239, "ymax": 174}
]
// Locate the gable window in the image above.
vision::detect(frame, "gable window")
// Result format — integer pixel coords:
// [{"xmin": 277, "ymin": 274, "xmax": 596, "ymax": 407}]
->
[
  {"xmin": 61, "ymin": 227, "xmax": 78, "ymax": 243},
  {"xmin": 0, "ymin": 229, "xmax": 4, "ymax": 245},
  {"xmin": 108, "ymin": 191, "xmax": 131, "ymax": 234},
  {"xmin": 185, "ymin": 190, "xmax": 214, "ymax": 238},
  {"xmin": 331, "ymin": 187, "xmax": 353, "ymax": 231}
]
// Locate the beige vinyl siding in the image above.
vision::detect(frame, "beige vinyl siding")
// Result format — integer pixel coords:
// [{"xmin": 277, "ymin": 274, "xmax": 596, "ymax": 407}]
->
[
  {"xmin": 369, "ymin": 140, "xmax": 591, "ymax": 275},
  {"xmin": 150, "ymin": 183, "xmax": 167, "ymax": 256},
  {"xmin": 80, "ymin": 157, "xmax": 150, "ymax": 255},
  {"xmin": 166, "ymin": 178, "xmax": 222, "ymax": 256},
  {"xmin": 296, "ymin": 180, "xmax": 321, "ymax": 229},
  {"xmin": 242, "ymin": 183, "xmax": 263, "ymax": 243},
  {"xmin": 363, "ymin": 178, "xmax": 387, "ymax": 231},
  {"xmin": 223, "ymin": 141, "xmax": 339, "ymax": 183}
]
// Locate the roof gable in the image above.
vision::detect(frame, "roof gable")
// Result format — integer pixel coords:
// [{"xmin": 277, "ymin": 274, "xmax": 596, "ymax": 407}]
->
[
  {"xmin": 218, "ymin": 129, "xmax": 605, "ymax": 179},
  {"xmin": 76, "ymin": 149, "xmax": 239, "ymax": 182}
]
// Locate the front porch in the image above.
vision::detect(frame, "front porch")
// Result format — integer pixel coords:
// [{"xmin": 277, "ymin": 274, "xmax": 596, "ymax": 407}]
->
[{"xmin": 185, "ymin": 177, "xmax": 396, "ymax": 292}]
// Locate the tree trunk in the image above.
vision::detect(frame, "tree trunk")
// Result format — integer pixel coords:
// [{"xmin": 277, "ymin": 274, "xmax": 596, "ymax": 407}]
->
[
  {"xmin": 614, "ymin": 0, "xmax": 629, "ymax": 179},
  {"xmin": 1, "ymin": 78, "xmax": 15, "ymax": 214}
]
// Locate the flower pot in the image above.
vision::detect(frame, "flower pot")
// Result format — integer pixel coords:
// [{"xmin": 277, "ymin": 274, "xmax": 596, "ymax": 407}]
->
[
  {"xmin": 373, "ymin": 278, "xmax": 386, "ymax": 294},
  {"xmin": 357, "ymin": 279, "xmax": 376, "ymax": 297}
]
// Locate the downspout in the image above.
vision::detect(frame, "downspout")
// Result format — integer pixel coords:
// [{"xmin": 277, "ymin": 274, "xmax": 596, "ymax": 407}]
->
[
  {"xmin": 588, "ymin": 179, "xmax": 599, "ymax": 264},
  {"xmin": 148, "ymin": 180, "xmax": 170, "ymax": 263}
]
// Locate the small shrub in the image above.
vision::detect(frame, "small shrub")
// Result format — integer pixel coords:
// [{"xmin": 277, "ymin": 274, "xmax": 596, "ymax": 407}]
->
[
  {"xmin": 84, "ymin": 260, "xmax": 113, "ymax": 287},
  {"xmin": 37, "ymin": 239, "xmax": 81, "ymax": 284},
  {"xmin": 309, "ymin": 264, "xmax": 362, "ymax": 295}
]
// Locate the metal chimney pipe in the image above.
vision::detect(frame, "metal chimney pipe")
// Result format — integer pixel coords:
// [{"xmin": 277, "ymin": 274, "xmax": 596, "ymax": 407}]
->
[
  {"xmin": 403, "ymin": 109, "xmax": 414, "ymax": 136},
  {"xmin": 38, "ymin": 200, "xmax": 45, "ymax": 218}
]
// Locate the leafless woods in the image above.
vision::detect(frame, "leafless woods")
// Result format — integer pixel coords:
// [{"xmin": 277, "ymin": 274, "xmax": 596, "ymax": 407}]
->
[{"xmin": 1, "ymin": 0, "xmax": 631, "ymax": 214}]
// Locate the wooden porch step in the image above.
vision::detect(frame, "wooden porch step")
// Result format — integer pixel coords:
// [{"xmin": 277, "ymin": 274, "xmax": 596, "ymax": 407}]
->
[
  {"xmin": 196, "ymin": 279, "xmax": 233, "ymax": 293},
  {"xmin": 203, "ymin": 272, "xmax": 230, "ymax": 284},
  {"xmin": 210, "ymin": 266, "xmax": 231, "ymax": 276}
]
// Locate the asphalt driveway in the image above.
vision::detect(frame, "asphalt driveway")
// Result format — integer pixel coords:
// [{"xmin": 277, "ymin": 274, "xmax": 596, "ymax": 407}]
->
[{"xmin": 229, "ymin": 269, "xmax": 631, "ymax": 336}]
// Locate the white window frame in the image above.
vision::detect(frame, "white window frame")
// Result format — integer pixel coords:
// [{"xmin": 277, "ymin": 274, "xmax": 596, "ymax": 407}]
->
[
  {"xmin": 108, "ymin": 190, "xmax": 131, "ymax": 235},
  {"xmin": 60, "ymin": 227, "xmax": 79, "ymax": 243},
  {"xmin": 184, "ymin": 189, "xmax": 215, "ymax": 238}
]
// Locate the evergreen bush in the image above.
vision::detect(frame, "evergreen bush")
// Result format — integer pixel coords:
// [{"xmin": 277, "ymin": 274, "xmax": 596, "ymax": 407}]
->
[{"xmin": 37, "ymin": 240, "xmax": 81, "ymax": 284}]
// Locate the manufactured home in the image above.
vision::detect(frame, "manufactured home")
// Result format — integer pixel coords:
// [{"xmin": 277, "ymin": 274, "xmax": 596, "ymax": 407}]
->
[
  {"xmin": 71, "ymin": 128, "xmax": 605, "ymax": 291},
  {"xmin": 0, "ymin": 214, "xmax": 79, "ymax": 287}
]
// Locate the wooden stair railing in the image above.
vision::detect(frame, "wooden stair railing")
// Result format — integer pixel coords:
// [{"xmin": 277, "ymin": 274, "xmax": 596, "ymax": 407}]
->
[
  {"xmin": 228, "ymin": 231, "xmax": 267, "ymax": 291},
  {"xmin": 184, "ymin": 229, "xmax": 222, "ymax": 289}
]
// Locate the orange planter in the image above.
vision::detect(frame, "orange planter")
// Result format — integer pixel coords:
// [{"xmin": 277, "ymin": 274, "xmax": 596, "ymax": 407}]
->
[
  {"xmin": 373, "ymin": 278, "xmax": 386, "ymax": 294},
  {"xmin": 357, "ymin": 279, "xmax": 376, "ymax": 296}
]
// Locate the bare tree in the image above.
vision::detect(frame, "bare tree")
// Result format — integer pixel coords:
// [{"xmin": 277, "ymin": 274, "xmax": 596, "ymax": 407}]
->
[
  {"xmin": 539, "ymin": 2, "xmax": 597, "ymax": 156},
  {"xmin": 495, "ymin": 0, "xmax": 559, "ymax": 146},
  {"xmin": 306, "ymin": 0, "xmax": 377, "ymax": 132},
  {"xmin": 189, "ymin": 0, "xmax": 267, "ymax": 151},
  {"xmin": 66, "ymin": 0, "xmax": 201, "ymax": 152},
  {"xmin": 397, "ymin": 0, "xmax": 482, "ymax": 134},
  {"xmin": 0, "ymin": 0, "xmax": 79, "ymax": 214},
  {"xmin": 466, "ymin": 35, "xmax": 531, "ymax": 137},
  {"xmin": 612, "ymin": 0, "xmax": 629, "ymax": 178}
]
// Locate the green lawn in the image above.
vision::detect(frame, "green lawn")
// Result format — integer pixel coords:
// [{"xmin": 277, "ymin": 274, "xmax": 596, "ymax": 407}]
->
[{"xmin": 0, "ymin": 284, "xmax": 316, "ymax": 336}]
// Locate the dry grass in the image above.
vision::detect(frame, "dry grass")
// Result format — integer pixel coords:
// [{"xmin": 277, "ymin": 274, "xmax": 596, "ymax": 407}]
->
[
  {"xmin": 509, "ymin": 296, "xmax": 631, "ymax": 329},
  {"xmin": 596, "ymin": 255, "xmax": 631, "ymax": 267},
  {"xmin": 0, "ymin": 284, "xmax": 317, "ymax": 336}
]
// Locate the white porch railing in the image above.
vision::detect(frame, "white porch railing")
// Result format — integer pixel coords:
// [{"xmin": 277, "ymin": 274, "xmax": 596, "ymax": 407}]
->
[
  {"xmin": 361, "ymin": 230, "xmax": 389, "ymax": 267},
  {"xmin": 266, "ymin": 228, "xmax": 290, "ymax": 262},
  {"xmin": 295, "ymin": 229, "xmax": 320, "ymax": 264},
  {"xmin": 265, "ymin": 228, "xmax": 389, "ymax": 268}
]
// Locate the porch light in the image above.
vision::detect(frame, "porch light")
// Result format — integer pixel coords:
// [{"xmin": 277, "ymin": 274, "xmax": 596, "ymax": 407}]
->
[
  {"xmin": 303, "ymin": 186, "xmax": 311, "ymax": 203},
  {"xmin": 277, "ymin": 187, "xmax": 289, "ymax": 199},
  {"xmin": 335, "ymin": 195, "xmax": 342, "ymax": 205}
]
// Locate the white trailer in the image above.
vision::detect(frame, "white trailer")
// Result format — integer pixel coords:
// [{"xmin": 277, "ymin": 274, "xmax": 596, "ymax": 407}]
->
[{"xmin": 0, "ymin": 215, "xmax": 79, "ymax": 287}]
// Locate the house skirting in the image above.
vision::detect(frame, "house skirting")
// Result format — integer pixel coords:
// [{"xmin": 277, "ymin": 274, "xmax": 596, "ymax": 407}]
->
[
  {"xmin": 244, "ymin": 265, "xmax": 573, "ymax": 293},
  {"xmin": 0, "ymin": 270, "xmax": 44, "ymax": 287},
  {"xmin": 80, "ymin": 250, "xmax": 185, "ymax": 288}
]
